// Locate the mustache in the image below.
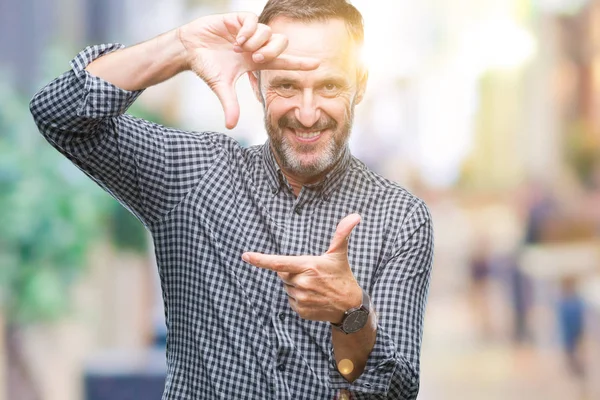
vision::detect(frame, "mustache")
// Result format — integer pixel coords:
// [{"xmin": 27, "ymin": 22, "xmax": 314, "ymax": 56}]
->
[{"xmin": 278, "ymin": 114, "xmax": 337, "ymax": 131}]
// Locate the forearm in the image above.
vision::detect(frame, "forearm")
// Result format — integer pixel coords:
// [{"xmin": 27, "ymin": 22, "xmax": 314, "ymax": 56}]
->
[
  {"xmin": 85, "ymin": 29, "xmax": 188, "ymax": 91},
  {"xmin": 331, "ymin": 311, "xmax": 378, "ymax": 382}
]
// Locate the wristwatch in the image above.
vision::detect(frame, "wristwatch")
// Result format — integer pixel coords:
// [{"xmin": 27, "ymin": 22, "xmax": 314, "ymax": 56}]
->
[{"xmin": 331, "ymin": 289, "xmax": 371, "ymax": 334}]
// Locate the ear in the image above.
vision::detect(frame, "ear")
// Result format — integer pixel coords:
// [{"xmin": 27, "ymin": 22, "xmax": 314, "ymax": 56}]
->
[
  {"xmin": 247, "ymin": 71, "xmax": 264, "ymax": 105},
  {"xmin": 354, "ymin": 68, "xmax": 369, "ymax": 105}
]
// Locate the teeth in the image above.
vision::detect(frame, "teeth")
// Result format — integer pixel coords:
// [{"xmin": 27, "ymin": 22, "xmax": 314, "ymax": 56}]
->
[{"xmin": 295, "ymin": 130, "xmax": 321, "ymax": 139}]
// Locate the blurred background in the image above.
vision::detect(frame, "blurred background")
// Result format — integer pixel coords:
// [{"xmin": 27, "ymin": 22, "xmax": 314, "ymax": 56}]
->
[{"xmin": 1, "ymin": 0, "xmax": 600, "ymax": 399}]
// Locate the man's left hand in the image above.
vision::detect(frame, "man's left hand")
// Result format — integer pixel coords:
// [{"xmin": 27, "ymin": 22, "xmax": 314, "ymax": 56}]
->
[{"xmin": 242, "ymin": 214, "xmax": 363, "ymax": 323}]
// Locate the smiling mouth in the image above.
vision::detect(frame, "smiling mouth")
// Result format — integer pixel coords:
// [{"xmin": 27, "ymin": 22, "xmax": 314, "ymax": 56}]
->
[{"xmin": 293, "ymin": 130, "xmax": 322, "ymax": 140}]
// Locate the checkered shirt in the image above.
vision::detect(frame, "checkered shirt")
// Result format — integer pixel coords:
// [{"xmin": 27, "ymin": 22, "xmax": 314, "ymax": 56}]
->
[{"xmin": 30, "ymin": 44, "xmax": 434, "ymax": 400}]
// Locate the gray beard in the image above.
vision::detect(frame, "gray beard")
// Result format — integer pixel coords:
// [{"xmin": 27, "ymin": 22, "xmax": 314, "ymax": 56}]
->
[{"xmin": 265, "ymin": 106, "xmax": 354, "ymax": 178}]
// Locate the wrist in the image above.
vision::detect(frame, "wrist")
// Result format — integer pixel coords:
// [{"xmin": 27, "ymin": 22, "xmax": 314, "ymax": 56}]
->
[
  {"xmin": 341, "ymin": 284, "xmax": 363, "ymax": 313},
  {"xmin": 164, "ymin": 28, "xmax": 191, "ymax": 73},
  {"xmin": 331, "ymin": 287, "xmax": 371, "ymax": 334}
]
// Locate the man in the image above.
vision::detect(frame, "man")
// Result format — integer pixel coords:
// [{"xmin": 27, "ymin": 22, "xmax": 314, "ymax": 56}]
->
[{"xmin": 30, "ymin": 0, "xmax": 433, "ymax": 399}]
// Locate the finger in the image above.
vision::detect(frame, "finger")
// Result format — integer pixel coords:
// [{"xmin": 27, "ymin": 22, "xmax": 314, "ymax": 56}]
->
[
  {"xmin": 277, "ymin": 272, "xmax": 294, "ymax": 285},
  {"xmin": 249, "ymin": 33, "xmax": 287, "ymax": 64},
  {"xmin": 211, "ymin": 81, "xmax": 240, "ymax": 129},
  {"xmin": 326, "ymin": 214, "xmax": 361, "ymax": 255},
  {"xmin": 242, "ymin": 252, "xmax": 306, "ymax": 274},
  {"xmin": 241, "ymin": 23, "xmax": 272, "ymax": 53},
  {"xmin": 283, "ymin": 284, "xmax": 297, "ymax": 300},
  {"xmin": 234, "ymin": 13, "xmax": 259, "ymax": 45},
  {"xmin": 261, "ymin": 54, "xmax": 320, "ymax": 71},
  {"xmin": 287, "ymin": 295, "xmax": 299, "ymax": 313}
]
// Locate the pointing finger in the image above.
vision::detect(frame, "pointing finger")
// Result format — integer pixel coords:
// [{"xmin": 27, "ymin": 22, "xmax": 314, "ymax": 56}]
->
[
  {"xmin": 242, "ymin": 252, "xmax": 307, "ymax": 274},
  {"xmin": 326, "ymin": 214, "xmax": 361, "ymax": 255}
]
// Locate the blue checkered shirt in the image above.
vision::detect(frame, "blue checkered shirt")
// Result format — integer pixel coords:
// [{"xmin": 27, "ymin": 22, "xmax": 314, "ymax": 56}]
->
[{"xmin": 30, "ymin": 44, "xmax": 434, "ymax": 400}]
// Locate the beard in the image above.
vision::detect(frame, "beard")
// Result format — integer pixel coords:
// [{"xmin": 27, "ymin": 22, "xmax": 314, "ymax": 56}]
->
[{"xmin": 265, "ymin": 105, "xmax": 355, "ymax": 179}]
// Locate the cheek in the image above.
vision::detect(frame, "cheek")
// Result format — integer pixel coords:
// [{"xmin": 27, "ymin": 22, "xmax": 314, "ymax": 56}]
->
[
  {"xmin": 322, "ymin": 98, "xmax": 353, "ymax": 123},
  {"xmin": 264, "ymin": 92, "xmax": 296, "ymax": 119}
]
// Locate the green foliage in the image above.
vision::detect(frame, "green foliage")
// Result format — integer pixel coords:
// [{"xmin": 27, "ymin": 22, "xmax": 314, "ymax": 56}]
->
[
  {"xmin": 0, "ymin": 76, "xmax": 113, "ymax": 324},
  {"xmin": 0, "ymin": 63, "xmax": 159, "ymax": 323},
  {"xmin": 0, "ymin": 40, "xmax": 176, "ymax": 323}
]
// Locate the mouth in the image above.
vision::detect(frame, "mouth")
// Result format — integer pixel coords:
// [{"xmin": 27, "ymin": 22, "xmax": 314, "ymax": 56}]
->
[{"xmin": 289, "ymin": 128, "xmax": 326, "ymax": 143}]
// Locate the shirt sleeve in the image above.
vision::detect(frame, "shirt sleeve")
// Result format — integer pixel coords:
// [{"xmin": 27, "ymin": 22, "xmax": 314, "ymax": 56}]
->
[
  {"xmin": 328, "ymin": 200, "xmax": 434, "ymax": 400},
  {"xmin": 29, "ymin": 44, "xmax": 222, "ymax": 226}
]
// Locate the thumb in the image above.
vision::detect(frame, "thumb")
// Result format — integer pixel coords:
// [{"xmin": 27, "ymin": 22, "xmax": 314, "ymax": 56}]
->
[
  {"xmin": 212, "ymin": 81, "xmax": 240, "ymax": 129},
  {"xmin": 326, "ymin": 214, "xmax": 361, "ymax": 255}
]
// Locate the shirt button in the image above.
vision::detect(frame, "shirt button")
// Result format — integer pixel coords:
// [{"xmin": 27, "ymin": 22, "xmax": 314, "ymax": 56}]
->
[
  {"xmin": 294, "ymin": 206, "xmax": 302, "ymax": 215},
  {"xmin": 271, "ymin": 187, "xmax": 278, "ymax": 194},
  {"xmin": 277, "ymin": 363, "xmax": 286, "ymax": 372},
  {"xmin": 278, "ymin": 312, "xmax": 286, "ymax": 321}
]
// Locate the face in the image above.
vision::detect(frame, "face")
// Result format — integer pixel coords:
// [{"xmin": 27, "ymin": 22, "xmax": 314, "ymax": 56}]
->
[{"xmin": 250, "ymin": 17, "xmax": 366, "ymax": 182}]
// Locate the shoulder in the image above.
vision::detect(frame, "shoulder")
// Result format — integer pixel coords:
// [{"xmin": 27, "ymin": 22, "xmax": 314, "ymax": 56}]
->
[{"xmin": 345, "ymin": 156, "xmax": 429, "ymax": 223}]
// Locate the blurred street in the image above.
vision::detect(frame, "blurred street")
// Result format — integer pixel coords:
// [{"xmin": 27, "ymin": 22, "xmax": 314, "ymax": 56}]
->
[
  {"xmin": 3, "ymin": 0, "xmax": 600, "ymax": 399},
  {"xmin": 420, "ymin": 272, "xmax": 589, "ymax": 400}
]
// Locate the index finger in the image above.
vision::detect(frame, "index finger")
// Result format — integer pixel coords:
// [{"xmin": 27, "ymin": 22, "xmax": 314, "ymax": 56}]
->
[
  {"xmin": 242, "ymin": 252, "xmax": 307, "ymax": 274},
  {"xmin": 261, "ymin": 54, "xmax": 320, "ymax": 71}
]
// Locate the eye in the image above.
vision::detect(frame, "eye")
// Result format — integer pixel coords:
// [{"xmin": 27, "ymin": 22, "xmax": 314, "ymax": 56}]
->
[
  {"xmin": 279, "ymin": 83, "xmax": 294, "ymax": 91},
  {"xmin": 324, "ymin": 83, "xmax": 338, "ymax": 91}
]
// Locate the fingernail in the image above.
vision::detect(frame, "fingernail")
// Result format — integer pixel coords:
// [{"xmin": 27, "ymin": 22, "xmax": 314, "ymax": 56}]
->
[
  {"xmin": 236, "ymin": 36, "xmax": 247, "ymax": 45},
  {"xmin": 242, "ymin": 253, "xmax": 250, "ymax": 262},
  {"xmin": 233, "ymin": 45, "xmax": 243, "ymax": 53},
  {"xmin": 253, "ymin": 53, "xmax": 265, "ymax": 63}
]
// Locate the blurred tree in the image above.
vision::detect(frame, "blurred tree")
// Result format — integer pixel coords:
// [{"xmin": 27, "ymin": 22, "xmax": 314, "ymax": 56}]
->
[
  {"xmin": 0, "ymin": 45, "xmax": 160, "ymax": 398},
  {"xmin": 0, "ymin": 69, "xmax": 114, "ymax": 399}
]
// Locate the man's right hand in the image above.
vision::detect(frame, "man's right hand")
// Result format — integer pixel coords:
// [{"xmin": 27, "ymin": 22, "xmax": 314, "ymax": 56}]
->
[
  {"xmin": 85, "ymin": 12, "xmax": 319, "ymax": 129},
  {"xmin": 178, "ymin": 13, "xmax": 319, "ymax": 129}
]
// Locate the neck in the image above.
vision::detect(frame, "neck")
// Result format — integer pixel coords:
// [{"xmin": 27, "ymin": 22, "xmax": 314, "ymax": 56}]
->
[
  {"xmin": 283, "ymin": 173, "xmax": 307, "ymax": 197},
  {"xmin": 269, "ymin": 144, "xmax": 347, "ymax": 197},
  {"xmin": 281, "ymin": 166, "xmax": 331, "ymax": 196},
  {"xmin": 273, "ymin": 159, "xmax": 333, "ymax": 197}
]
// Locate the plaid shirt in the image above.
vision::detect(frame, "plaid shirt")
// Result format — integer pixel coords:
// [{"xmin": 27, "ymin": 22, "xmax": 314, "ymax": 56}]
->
[{"xmin": 30, "ymin": 44, "xmax": 433, "ymax": 400}]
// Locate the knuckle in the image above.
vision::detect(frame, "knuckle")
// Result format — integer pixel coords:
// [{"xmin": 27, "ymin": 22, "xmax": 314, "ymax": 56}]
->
[
  {"xmin": 274, "ymin": 263, "xmax": 285, "ymax": 271},
  {"xmin": 305, "ymin": 262, "xmax": 318, "ymax": 273},
  {"xmin": 257, "ymin": 23, "xmax": 270, "ymax": 34},
  {"xmin": 285, "ymin": 285, "xmax": 295, "ymax": 296},
  {"xmin": 294, "ymin": 276, "xmax": 309, "ymax": 289},
  {"xmin": 295, "ymin": 291, "xmax": 308, "ymax": 303},
  {"xmin": 239, "ymin": 12, "xmax": 257, "ymax": 24},
  {"xmin": 272, "ymin": 33, "xmax": 287, "ymax": 45}
]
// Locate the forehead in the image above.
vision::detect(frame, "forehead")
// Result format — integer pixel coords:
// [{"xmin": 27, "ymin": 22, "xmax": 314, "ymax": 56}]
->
[{"xmin": 265, "ymin": 17, "xmax": 359, "ymax": 81}]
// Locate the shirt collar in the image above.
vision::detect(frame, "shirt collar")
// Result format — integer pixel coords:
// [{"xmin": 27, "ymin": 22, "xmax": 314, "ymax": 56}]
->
[{"xmin": 262, "ymin": 140, "xmax": 351, "ymax": 199}]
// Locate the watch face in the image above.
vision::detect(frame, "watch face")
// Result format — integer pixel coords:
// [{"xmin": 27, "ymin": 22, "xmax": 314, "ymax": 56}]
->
[{"xmin": 343, "ymin": 309, "xmax": 369, "ymax": 333}]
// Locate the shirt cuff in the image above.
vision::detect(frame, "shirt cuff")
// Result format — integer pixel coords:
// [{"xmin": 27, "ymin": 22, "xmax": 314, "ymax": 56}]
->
[
  {"xmin": 328, "ymin": 324, "xmax": 418, "ymax": 398},
  {"xmin": 70, "ymin": 43, "xmax": 144, "ymax": 118}
]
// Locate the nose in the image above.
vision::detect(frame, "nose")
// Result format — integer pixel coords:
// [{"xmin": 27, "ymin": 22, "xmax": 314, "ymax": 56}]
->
[{"xmin": 294, "ymin": 89, "xmax": 321, "ymax": 128}]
